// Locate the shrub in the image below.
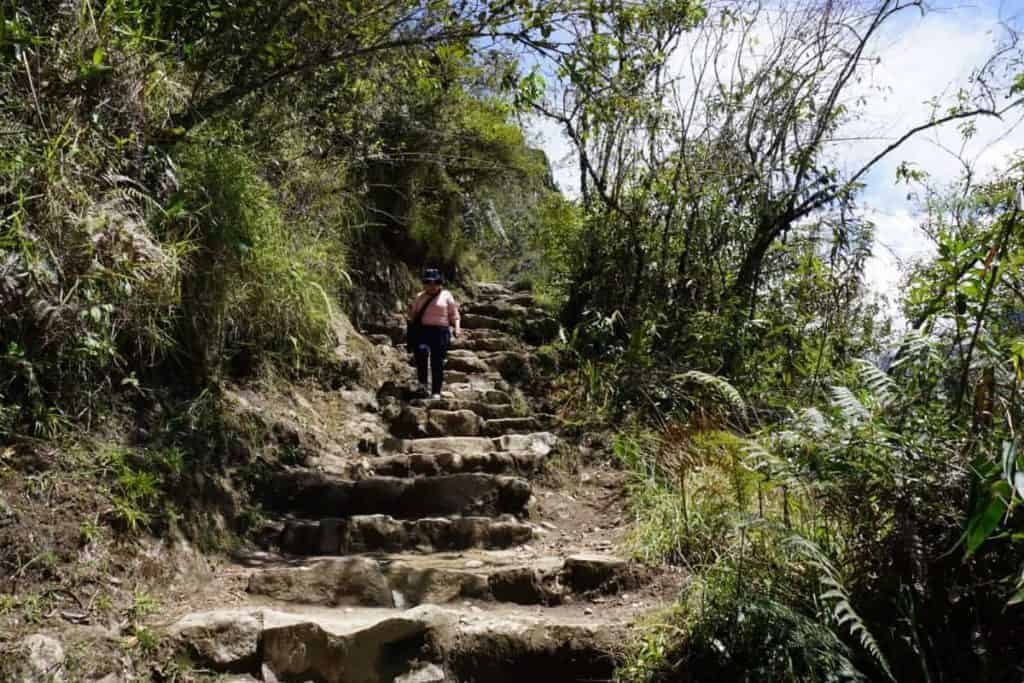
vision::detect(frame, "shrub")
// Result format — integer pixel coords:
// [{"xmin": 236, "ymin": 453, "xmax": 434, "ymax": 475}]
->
[
  {"xmin": 615, "ymin": 428, "xmax": 760, "ymax": 567},
  {"xmin": 169, "ymin": 141, "xmax": 346, "ymax": 382}
]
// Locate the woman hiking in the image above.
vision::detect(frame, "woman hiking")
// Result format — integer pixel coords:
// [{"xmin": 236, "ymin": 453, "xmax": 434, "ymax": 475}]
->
[{"xmin": 407, "ymin": 268, "xmax": 461, "ymax": 399}]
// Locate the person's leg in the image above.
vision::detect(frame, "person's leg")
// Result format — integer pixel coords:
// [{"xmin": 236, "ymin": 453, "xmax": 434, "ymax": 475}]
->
[
  {"xmin": 429, "ymin": 328, "xmax": 450, "ymax": 396},
  {"xmin": 414, "ymin": 341, "xmax": 429, "ymax": 390}
]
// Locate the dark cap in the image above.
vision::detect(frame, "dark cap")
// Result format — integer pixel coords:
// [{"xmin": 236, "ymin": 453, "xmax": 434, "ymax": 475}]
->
[{"xmin": 421, "ymin": 268, "xmax": 443, "ymax": 284}]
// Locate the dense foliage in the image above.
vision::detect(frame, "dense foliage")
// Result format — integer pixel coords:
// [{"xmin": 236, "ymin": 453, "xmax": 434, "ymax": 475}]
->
[
  {"xmin": 0, "ymin": 0, "xmax": 583, "ymax": 427},
  {"xmin": 516, "ymin": 1, "xmax": 1024, "ymax": 680},
  {"xmin": 5, "ymin": 0, "xmax": 1024, "ymax": 680}
]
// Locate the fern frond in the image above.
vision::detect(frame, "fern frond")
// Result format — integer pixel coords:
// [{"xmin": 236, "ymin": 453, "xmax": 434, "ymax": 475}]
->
[
  {"xmin": 674, "ymin": 370, "xmax": 745, "ymax": 413},
  {"xmin": 797, "ymin": 407, "xmax": 828, "ymax": 434},
  {"xmin": 890, "ymin": 329, "xmax": 938, "ymax": 370},
  {"xmin": 788, "ymin": 537, "xmax": 896, "ymax": 682},
  {"xmin": 741, "ymin": 438, "xmax": 806, "ymax": 489},
  {"xmin": 854, "ymin": 359, "xmax": 897, "ymax": 410},
  {"xmin": 742, "ymin": 439, "xmax": 776, "ymax": 472},
  {"xmin": 830, "ymin": 386, "xmax": 868, "ymax": 424},
  {"xmin": 102, "ymin": 173, "xmax": 167, "ymax": 218}
]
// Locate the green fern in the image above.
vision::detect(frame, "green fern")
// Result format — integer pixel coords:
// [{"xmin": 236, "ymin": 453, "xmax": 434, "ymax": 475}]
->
[
  {"xmin": 744, "ymin": 438, "xmax": 789, "ymax": 473},
  {"xmin": 830, "ymin": 385, "xmax": 869, "ymax": 424},
  {"xmin": 674, "ymin": 370, "xmax": 746, "ymax": 414},
  {"xmin": 788, "ymin": 536, "xmax": 896, "ymax": 682},
  {"xmin": 890, "ymin": 329, "xmax": 939, "ymax": 370},
  {"xmin": 854, "ymin": 359, "xmax": 897, "ymax": 410},
  {"xmin": 798, "ymin": 407, "xmax": 829, "ymax": 434},
  {"xmin": 742, "ymin": 434, "xmax": 810, "ymax": 491}
]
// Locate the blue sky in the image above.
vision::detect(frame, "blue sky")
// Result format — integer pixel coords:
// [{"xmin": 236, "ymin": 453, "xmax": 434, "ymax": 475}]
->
[{"xmin": 527, "ymin": 0, "xmax": 1024, "ymax": 317}]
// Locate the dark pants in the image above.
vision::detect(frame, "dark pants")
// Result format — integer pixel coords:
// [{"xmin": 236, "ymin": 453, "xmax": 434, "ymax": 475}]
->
[{"xmin": 414, "ymin": 325, "xmax": 450, "ymax": 394}]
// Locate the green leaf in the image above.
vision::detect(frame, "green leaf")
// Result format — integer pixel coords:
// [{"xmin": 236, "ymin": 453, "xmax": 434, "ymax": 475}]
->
[
  {"xmin": 92, "ymin": 46, "xmax": 105, "ymax": 66},
  {"xmin": 1003, "ymin": 441, "xmax": 1017, "ymax": 488},
  {"xmin": 1011, "ymin": 72, "xmax": 1024, "ymax": 96},
  {"xmin": 965, "ymin": 488, "xmax": 1009, "ymax": 558}
]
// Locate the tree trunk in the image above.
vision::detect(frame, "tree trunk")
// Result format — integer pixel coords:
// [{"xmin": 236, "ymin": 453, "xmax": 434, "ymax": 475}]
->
[{"xmin": 721, "ymin": 218, "xmax": 782, "ymax": 374}]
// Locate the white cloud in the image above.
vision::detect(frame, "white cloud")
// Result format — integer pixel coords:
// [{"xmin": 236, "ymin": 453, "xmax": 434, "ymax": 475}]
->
[
  {"xmin": 845, "ymin": 4, "xmax": 1024, "ymax": 202},
  {"xmin": 840, "ymin": 4, "xmax": 1024, "ymax": 310},
  {"xmin": 862, "ymin": 206, "xmax": 934, "ymax": 295}
]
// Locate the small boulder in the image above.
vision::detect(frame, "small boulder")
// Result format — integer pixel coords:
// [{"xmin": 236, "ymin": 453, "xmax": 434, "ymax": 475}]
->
[
  {"xmin": 562, "ymin": 555, "xmax": 641, "ymax": 594},
  {"xmin": 396, "ymin": 662, "xmax": 448, "ymax": 683},
  {"xmin": 171, "ymin": 610, "xmax": 262, "ymax": 670},
  {"xmin": 21, "ymin": 634, "xmax": 65, "ymax": 682},
  {"xmin": 488, "ymin": 567, "xmax": 552, "ymax": 605},
  {"xmin": 391, "ymin": 407, "xmax": 429, "ymax": 438}
]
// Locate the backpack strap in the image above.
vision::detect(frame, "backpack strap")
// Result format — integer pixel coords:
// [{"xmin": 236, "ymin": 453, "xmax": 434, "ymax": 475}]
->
[{"xmin": 412, "ymin": 290, "xmax": 443, "ymax": 326}]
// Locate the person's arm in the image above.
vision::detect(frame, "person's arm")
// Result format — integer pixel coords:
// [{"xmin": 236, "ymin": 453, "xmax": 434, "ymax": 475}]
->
[
  {"xmin": 447, "ymin": 292, "xmax": 461, "ymax": 336},
  {"xmin": 408, "ymin": 292, "xmax": 423, "ymax": 320}
]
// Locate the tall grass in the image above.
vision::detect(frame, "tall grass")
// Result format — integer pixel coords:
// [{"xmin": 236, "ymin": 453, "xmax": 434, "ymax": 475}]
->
[
  {"xmin": 614, "ymin": 420, "xmax": 879, "ymax": 681},
  {"xmin": 615, "ymin": 428, "xmax": 763, "ymax": 568},
  {"xmin": 609, "ymin": 368, "xmax": 893, "ymax": 681},
  {"xmin": 171, "ymin": 141, "xmax": 349, "ymax": 381}
]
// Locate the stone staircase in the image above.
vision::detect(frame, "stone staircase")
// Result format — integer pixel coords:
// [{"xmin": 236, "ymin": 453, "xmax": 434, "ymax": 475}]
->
[{"xmin": 170, "ymin": 283, "xmax": 652, "ymax": 683}]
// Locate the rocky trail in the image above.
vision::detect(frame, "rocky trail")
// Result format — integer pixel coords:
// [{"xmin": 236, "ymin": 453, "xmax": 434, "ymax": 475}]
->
[{"xmin": 169, "ymin": 283, "xmax": 680, "ymax": 683}]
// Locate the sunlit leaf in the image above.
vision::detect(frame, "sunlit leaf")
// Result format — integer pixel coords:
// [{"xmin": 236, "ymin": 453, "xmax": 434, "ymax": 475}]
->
[{"xmin": 965, "ymin": 487, "xmax": 1009, "ymax": 558}]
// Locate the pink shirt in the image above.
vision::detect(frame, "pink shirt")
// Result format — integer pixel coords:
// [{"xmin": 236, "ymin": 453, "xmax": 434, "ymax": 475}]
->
[{"xmin": 408, "ymin": 289, "xmax": 460, "ymax": 331}]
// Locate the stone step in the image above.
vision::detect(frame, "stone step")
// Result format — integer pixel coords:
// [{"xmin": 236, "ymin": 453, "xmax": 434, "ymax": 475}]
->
[
  {"xmin": 389, "ymin": 407, "xmax": 487, "ymax": 438},
  {"xmin": 361, "ymin": 318, "xmax": 405, "ymax": 344},
  {"xmin": 476, "ymin": 351, "xmax": 532, "ymax": 382},
  {"xmin": 438, "ymin": 388, "xmax": 514, "ymax": 404},
  {"xmin": 441, "ymin": 369, "xmax": 472, "ymax": 385},
  {"xmin": 449, "ymin": 331, "xmax": 520, "ymax": 353},
  {"xmin": 389, "ymin": 406, "xmax": 549, "ymax": 439},
  {"xmin": 366, "ymin": 449, "xmax": 546, "ymax": 477},
  {"xmin": 481, "ymin": 416, "xmax": 551, "ymax": 436},
  {"xmin": 278, "ymin": 514, "xmax": 534, "ymax": 555},
  {"xmin": 266, "ymin": 471, "xmax": 531, "ymax": 519},
  {"xmin": 465, "ymin": 302, "xmax": 530, "ymax": 319},
  {"xmin": 246, "ymin": 552, "xmax": 645, "ymax": 610},
  {"xmin": 382, "ymin": 435, "xmax": 498, "ymax": 455},
  {"xmin": 380, "ymin": 432, "xmax": 557, "ymax": 457},
  {"xmin": 496, "ymin": 432, "xmax": 559, "ymax": 453},
  {"xmin": 475, "ymin": 282, "xmax": 515, "ymax": 297},
  {"xmin": 407, "ymin": 398, "xmax": 521, "ymax": 420},
  {"xmin": 501, "ymin": 292, "xmax": 536, "ymax": 308},
  {"xmin": 444, "ymin": 350, "xmax": 492, "ymax": 374},
  {"xmin": 380, "ymin": 380, "xmax": 511, "ymax": 407},
  {"xmin": 460, "ymin": 313, "xmax": 506, "ymax": 330},
  {"xmin": 444, "ymin": 370, "xmax": 505, "ymax": 388},
  {"xmin": 171, "ymin": 602, "xmax": 625, "ymax": 683},
  {"xmin": 246, "ymin": 555, "xmax": 554, "ymax": 608}
]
